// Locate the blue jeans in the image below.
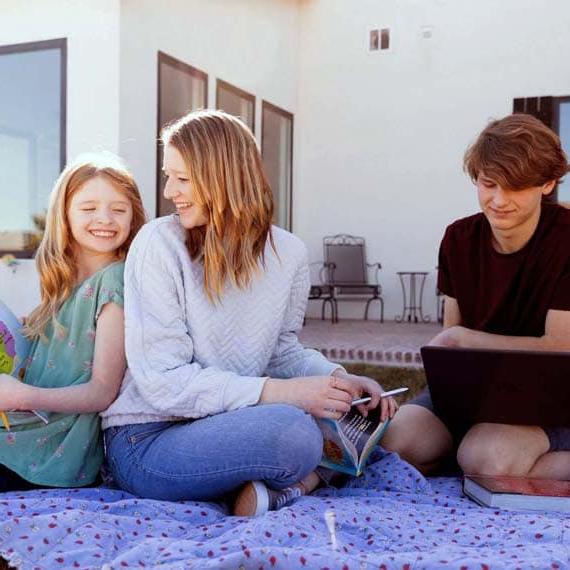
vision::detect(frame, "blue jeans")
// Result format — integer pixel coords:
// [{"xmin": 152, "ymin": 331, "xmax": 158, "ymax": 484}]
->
[{"xmin": 104, "ymin": 404, "xmax": 323, "ymax": 501}]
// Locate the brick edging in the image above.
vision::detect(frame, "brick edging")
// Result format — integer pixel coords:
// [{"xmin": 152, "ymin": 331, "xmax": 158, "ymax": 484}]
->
[{"xmin": 316, "ymin": 346, "xmax": 423, "ymax": 366}]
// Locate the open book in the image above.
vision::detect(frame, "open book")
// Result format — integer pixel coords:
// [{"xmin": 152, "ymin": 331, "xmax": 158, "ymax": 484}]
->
[
  {"xmin": 463, "ymin": 475, "xmax": 570, "ymax": 512},
  {"xmin": 0, "ymin": 300, "xmax": 49, "ymax": 427},
  {"xmin": 316, "ymin": 406, "xmax": 390, "ymax": 476}
]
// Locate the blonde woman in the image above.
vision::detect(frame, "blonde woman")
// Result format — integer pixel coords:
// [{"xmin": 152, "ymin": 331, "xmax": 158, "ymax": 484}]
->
[
  {"xmin": 102, "ymin": 110, "xmax": 396, "ymax": 516},
  {"xmin": 0, "ymin": 154, "xmax": 145, "ymax": 490}
]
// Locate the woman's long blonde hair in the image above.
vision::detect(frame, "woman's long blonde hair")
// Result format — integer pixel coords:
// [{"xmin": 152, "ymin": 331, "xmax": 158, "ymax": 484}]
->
[
  {"xmin": 162, "ymin": 110, "xmax": 275, "ymax": 302},
  {"xmin": 24, "ymin": 154, "xmax": 146, "ymax": 338}
]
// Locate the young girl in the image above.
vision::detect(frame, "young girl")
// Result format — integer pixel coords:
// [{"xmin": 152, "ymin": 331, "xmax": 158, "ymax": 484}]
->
[
  {"xmin": 102, "ymin": 110, "xmax": 397, "ymax": 516},
  {"xmin": 0, "ymin": 154, "xmax": 145, "ymax": 490}
]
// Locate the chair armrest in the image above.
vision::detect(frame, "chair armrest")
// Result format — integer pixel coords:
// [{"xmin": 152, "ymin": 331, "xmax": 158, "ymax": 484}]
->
[
  {"xmin": 309, "ymin": 261, "xmax": 335, "ymax": 285},
  {"xmin": 366, "ymin": 262, "xmax": 382, "ymax": 284}
]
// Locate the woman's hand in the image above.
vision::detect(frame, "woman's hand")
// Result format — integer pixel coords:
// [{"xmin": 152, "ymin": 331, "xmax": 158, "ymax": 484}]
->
[
  {"xmin": 331, "ymin": 369, "xmax": 398, "ymax": 422},
  {"xmin": 0, "ymin": 373, "xmax": 29, "ymax": 410},
  {"xmin": 260, "ymin": 375, "xmax": 355, "ymax": 419}
]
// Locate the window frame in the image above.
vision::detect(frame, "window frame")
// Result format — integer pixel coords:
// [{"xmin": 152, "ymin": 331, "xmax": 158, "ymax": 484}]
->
[
  {"xmin": 261, "ymin": 100, "xmax": 294, "ymax": 231},
  {"xmin": 156, "ymin": 51, "xmax": 208, "ymax": 217},
  {"xmin": 513, "ymin": 95, "xmax": 570, "ymax": 205},
  {"xmin": 215, "ymin": 78, "xmax": 256, "ymax": 134},
  {"xmin": 553, "ymin": 96, "xmax": 570, "ymax": 207},
  {"xmin": 0, "ymin": 37, "xmax": 67, "ymax": 258}
]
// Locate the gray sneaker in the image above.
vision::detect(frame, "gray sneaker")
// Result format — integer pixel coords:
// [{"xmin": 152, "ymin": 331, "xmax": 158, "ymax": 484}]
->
[{"xmin": 233, "ymin": 481, "xmax": 304, "ymax": 516}]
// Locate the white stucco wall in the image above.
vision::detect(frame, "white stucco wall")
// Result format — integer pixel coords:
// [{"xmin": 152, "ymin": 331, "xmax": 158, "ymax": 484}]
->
[
  {"xmin": 0, "ymin": 260, "xmax": 39, "ymax": 317},
  {"xmin": 295, "ymin": 0, "xmax": 570, "ymax": 320},
  {"xmin": 3, "ymin": 0, "xmax": 570, "ymax": 321},
  {"xmin": 0, "ymin": 0, "xmax": 121, "ymax": 159},
  {"xmin": 118, "ymin": 0, "xmax": 301, "ymax": 217},
  {"xmin": 0, "ymin": 0, "xmax": 121, "ymax": 314}
]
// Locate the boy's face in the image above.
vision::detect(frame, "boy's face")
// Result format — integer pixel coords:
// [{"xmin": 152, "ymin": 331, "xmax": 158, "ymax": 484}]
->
[{"xmin": 476, "ymin": 173, "xmax": 555, "ymax": 234}]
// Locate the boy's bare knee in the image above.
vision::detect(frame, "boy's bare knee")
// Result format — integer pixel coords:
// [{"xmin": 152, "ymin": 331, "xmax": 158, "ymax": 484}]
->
[
  {"xmin": 457, "ymin": 438, "xmax": 508, "ymax": 476},
  {"xmin": 457, "ymin": 423, "xmax": 547, "ymax": 477},
  {"xmin": 381, "ymin": 405, "xmax": 452, "ymax": 472}
]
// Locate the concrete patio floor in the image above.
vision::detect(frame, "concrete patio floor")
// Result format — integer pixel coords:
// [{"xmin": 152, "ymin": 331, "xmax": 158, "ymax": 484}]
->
[{"xmin": 299, "ymin": 318, "xmax": 442, "ymax": 367}]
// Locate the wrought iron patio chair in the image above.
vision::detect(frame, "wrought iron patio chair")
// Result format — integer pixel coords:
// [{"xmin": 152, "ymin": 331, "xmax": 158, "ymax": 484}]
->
[
  {"xmin": 307, "ymin": 261, "xmax": 336, "ymax": 323},
  {"xmin": 323, "ymin": 234, "xmax": 384, "ymax": 323},
  {"xmin": 435, "ymin": 266, "xmax": 445, "ymax": 324},
  {"xmin": 436, "ymin": 289, "xmax": 445, "ymax": 325}
]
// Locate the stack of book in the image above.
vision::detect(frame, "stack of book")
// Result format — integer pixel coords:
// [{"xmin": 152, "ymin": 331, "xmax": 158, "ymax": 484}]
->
[{"xmin": 463, "ymin": 475, "xmax": 570, "ymax": 512}]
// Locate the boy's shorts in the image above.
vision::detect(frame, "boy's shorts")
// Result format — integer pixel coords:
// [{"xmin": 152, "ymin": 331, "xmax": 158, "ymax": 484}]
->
[{"xmin": 409, "ymin": 389, "xmax": 570, "ymax": 452}]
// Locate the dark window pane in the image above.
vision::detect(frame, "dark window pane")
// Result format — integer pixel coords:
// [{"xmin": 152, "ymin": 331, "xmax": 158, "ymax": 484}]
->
[
  {"xmin": 262, "ymin": 103, "xmax": 293, "ymax": 230},
  {"xmin": 0, "ymin": 42, "xmax": 64, "ymax": 255},
  {"xmin": 559, "ymin": 101, "xmax": 570, "ymax": 204},
  {"xmin": 157, "ymin": 53, "xmax": 207, "ymax": 216},
  {"xmin": 216, "ymin": 80, "xmax": 255, "ymax": 133}
]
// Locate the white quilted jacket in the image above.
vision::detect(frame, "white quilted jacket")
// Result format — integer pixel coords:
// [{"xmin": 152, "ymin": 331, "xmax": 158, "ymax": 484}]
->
[{"xmin": 101, "ymin": 216, "xmax": 340, "ymax": 428}]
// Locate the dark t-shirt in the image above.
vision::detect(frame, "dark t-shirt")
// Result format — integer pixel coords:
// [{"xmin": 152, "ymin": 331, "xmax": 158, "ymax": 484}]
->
[{"xmin": 437, "ymin": 203, "xmax": 570, "ymax": 336}]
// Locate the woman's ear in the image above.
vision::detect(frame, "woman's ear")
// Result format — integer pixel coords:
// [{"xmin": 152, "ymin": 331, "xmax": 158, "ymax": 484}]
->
[{"xmin": 542, "ymin": 180, "xmax": 556, "ymax": 196}]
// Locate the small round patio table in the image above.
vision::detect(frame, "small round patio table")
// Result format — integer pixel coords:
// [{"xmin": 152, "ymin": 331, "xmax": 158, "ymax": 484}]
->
[{"xmin": 395, "ymin": 271, "xmax": 430, "ymax": 323}]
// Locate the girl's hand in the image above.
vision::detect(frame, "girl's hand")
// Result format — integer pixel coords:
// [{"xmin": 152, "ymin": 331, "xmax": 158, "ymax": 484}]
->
[
  {"xmin": 261, "ymin": 375, "xmax": 354, "ymax": 419},
  {"xmin": 331, "ymin": 370, "xmax": 398, "ymax": 422},
  {"xmin": 0, "ymin": 373, "xmax": 29, "ymax": 410}
]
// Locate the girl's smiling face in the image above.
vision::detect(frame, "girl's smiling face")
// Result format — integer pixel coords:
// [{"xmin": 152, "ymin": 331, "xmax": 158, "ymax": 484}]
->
[{"xmin": 67, "ymin": 176, "xmax": 133, "ymax": 260}]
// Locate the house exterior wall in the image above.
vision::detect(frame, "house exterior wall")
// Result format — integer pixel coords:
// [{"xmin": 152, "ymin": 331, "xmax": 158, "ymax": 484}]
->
[
  {"xmin": 1, "ymin": 0, "xmax": 300, "ymax": 314},
  {"xmin": 295, "ymin": 0, "xmax": 570, "ymax": 320},
  {"xmin": 118, "ymin": 0, "xmax": 301, "ymax": 216},
  {"xmin": 2, "ymin": 0, "xmax": 570, "ymax": 321},
  {"xmin": 1, "ymin": 0, "xmax": 121, "ymax": 158},
  {"xmin": 0, "ymin": 0, "xmax": 121, "ymax": 314}
]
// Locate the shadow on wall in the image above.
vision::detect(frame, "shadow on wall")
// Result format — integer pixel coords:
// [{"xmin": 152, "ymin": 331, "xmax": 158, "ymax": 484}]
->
[{"xmin": 0, "ymin": 259, "xmax": 40, "ymax": 317}]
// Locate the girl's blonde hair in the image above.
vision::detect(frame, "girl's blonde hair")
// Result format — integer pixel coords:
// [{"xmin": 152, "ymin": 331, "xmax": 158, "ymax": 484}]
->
[
  {"xmin": 162, "ymin": 109, "xmax": 275, "ymax": 302},
  {"xmin": 24, "ymin": 154, "xmax": 146, "ymax": 338}
]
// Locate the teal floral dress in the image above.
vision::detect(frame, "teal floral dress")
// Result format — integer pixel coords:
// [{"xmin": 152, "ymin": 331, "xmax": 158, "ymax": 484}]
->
[{"xmin": 0, "ymin": 261, "xmax": 124, "ymax": 487}]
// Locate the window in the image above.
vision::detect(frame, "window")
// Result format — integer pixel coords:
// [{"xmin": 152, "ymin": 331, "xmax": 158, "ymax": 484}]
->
[
  {"xmin": 157, "ymin": 52, "xmax": 208, "ymax": 216},
  {"xmin": 261, "ymin": 101, "xmax": 293, "ymax": 230},
  {"xmin": 513, "ymin": 95, "xmax": 570, "ymax": 204},
  {"xmin": 0, "ymin": 38, "xmax": 66, "ymax": 257},
  {"xmin": 216, "ymin": 79, "xmax": 255, "ymax": 134},
  {"xmin": 556, "ymin": 97, "xmax": 570, "ymax": 205}
]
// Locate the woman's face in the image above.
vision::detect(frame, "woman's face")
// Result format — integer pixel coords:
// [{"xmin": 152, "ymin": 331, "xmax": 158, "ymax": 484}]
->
[{"xmin": 163, "ymin": 145, "xmax": 208, "ymax": 229}]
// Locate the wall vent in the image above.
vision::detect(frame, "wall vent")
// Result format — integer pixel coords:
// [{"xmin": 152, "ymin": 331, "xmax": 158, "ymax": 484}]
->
[{"xmin": 369, "ymin": 28, "xmax": 390, "ymax": 51}]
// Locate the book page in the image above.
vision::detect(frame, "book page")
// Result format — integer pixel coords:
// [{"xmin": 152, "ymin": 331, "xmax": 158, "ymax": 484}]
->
[{"xmin": 337, "ymin": 409, "xmax": 378, "ymax": 455}]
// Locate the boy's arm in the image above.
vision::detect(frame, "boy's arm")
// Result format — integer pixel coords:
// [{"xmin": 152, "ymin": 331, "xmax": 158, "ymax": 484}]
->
[
  {"xmin": 442, "ymin": 295, "xmax": 462, "ymax": 328},
  {"xmin": 431, "ymin": 300, "xmax": 570, "ymax": 352}
]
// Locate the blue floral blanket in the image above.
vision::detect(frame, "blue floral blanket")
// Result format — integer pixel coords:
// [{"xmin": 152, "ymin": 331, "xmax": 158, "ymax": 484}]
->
[{"xmin": 1, "ymin": 451, "xmax": 568, "ymax": 569}]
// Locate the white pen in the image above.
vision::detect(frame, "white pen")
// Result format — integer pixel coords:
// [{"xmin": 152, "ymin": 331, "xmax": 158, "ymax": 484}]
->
[
  {"xmin": 351, "ymin": 387, "xmax": 409, "ymax": 406},
  {"xmin": 324, "ymin": 510, "xmax": 339, "ymax": 551}
]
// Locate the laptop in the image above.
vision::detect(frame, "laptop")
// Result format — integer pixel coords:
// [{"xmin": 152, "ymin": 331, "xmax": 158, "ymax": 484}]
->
[{"xmin": 420, "ymin": 346, "xmax": 570, "ymax": 431}]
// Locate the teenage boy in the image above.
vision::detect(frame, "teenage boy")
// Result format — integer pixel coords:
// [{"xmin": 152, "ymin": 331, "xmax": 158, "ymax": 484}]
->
[{"xmin": 382, "ymin": 114, "xmax": 570, "ymax": 479}]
